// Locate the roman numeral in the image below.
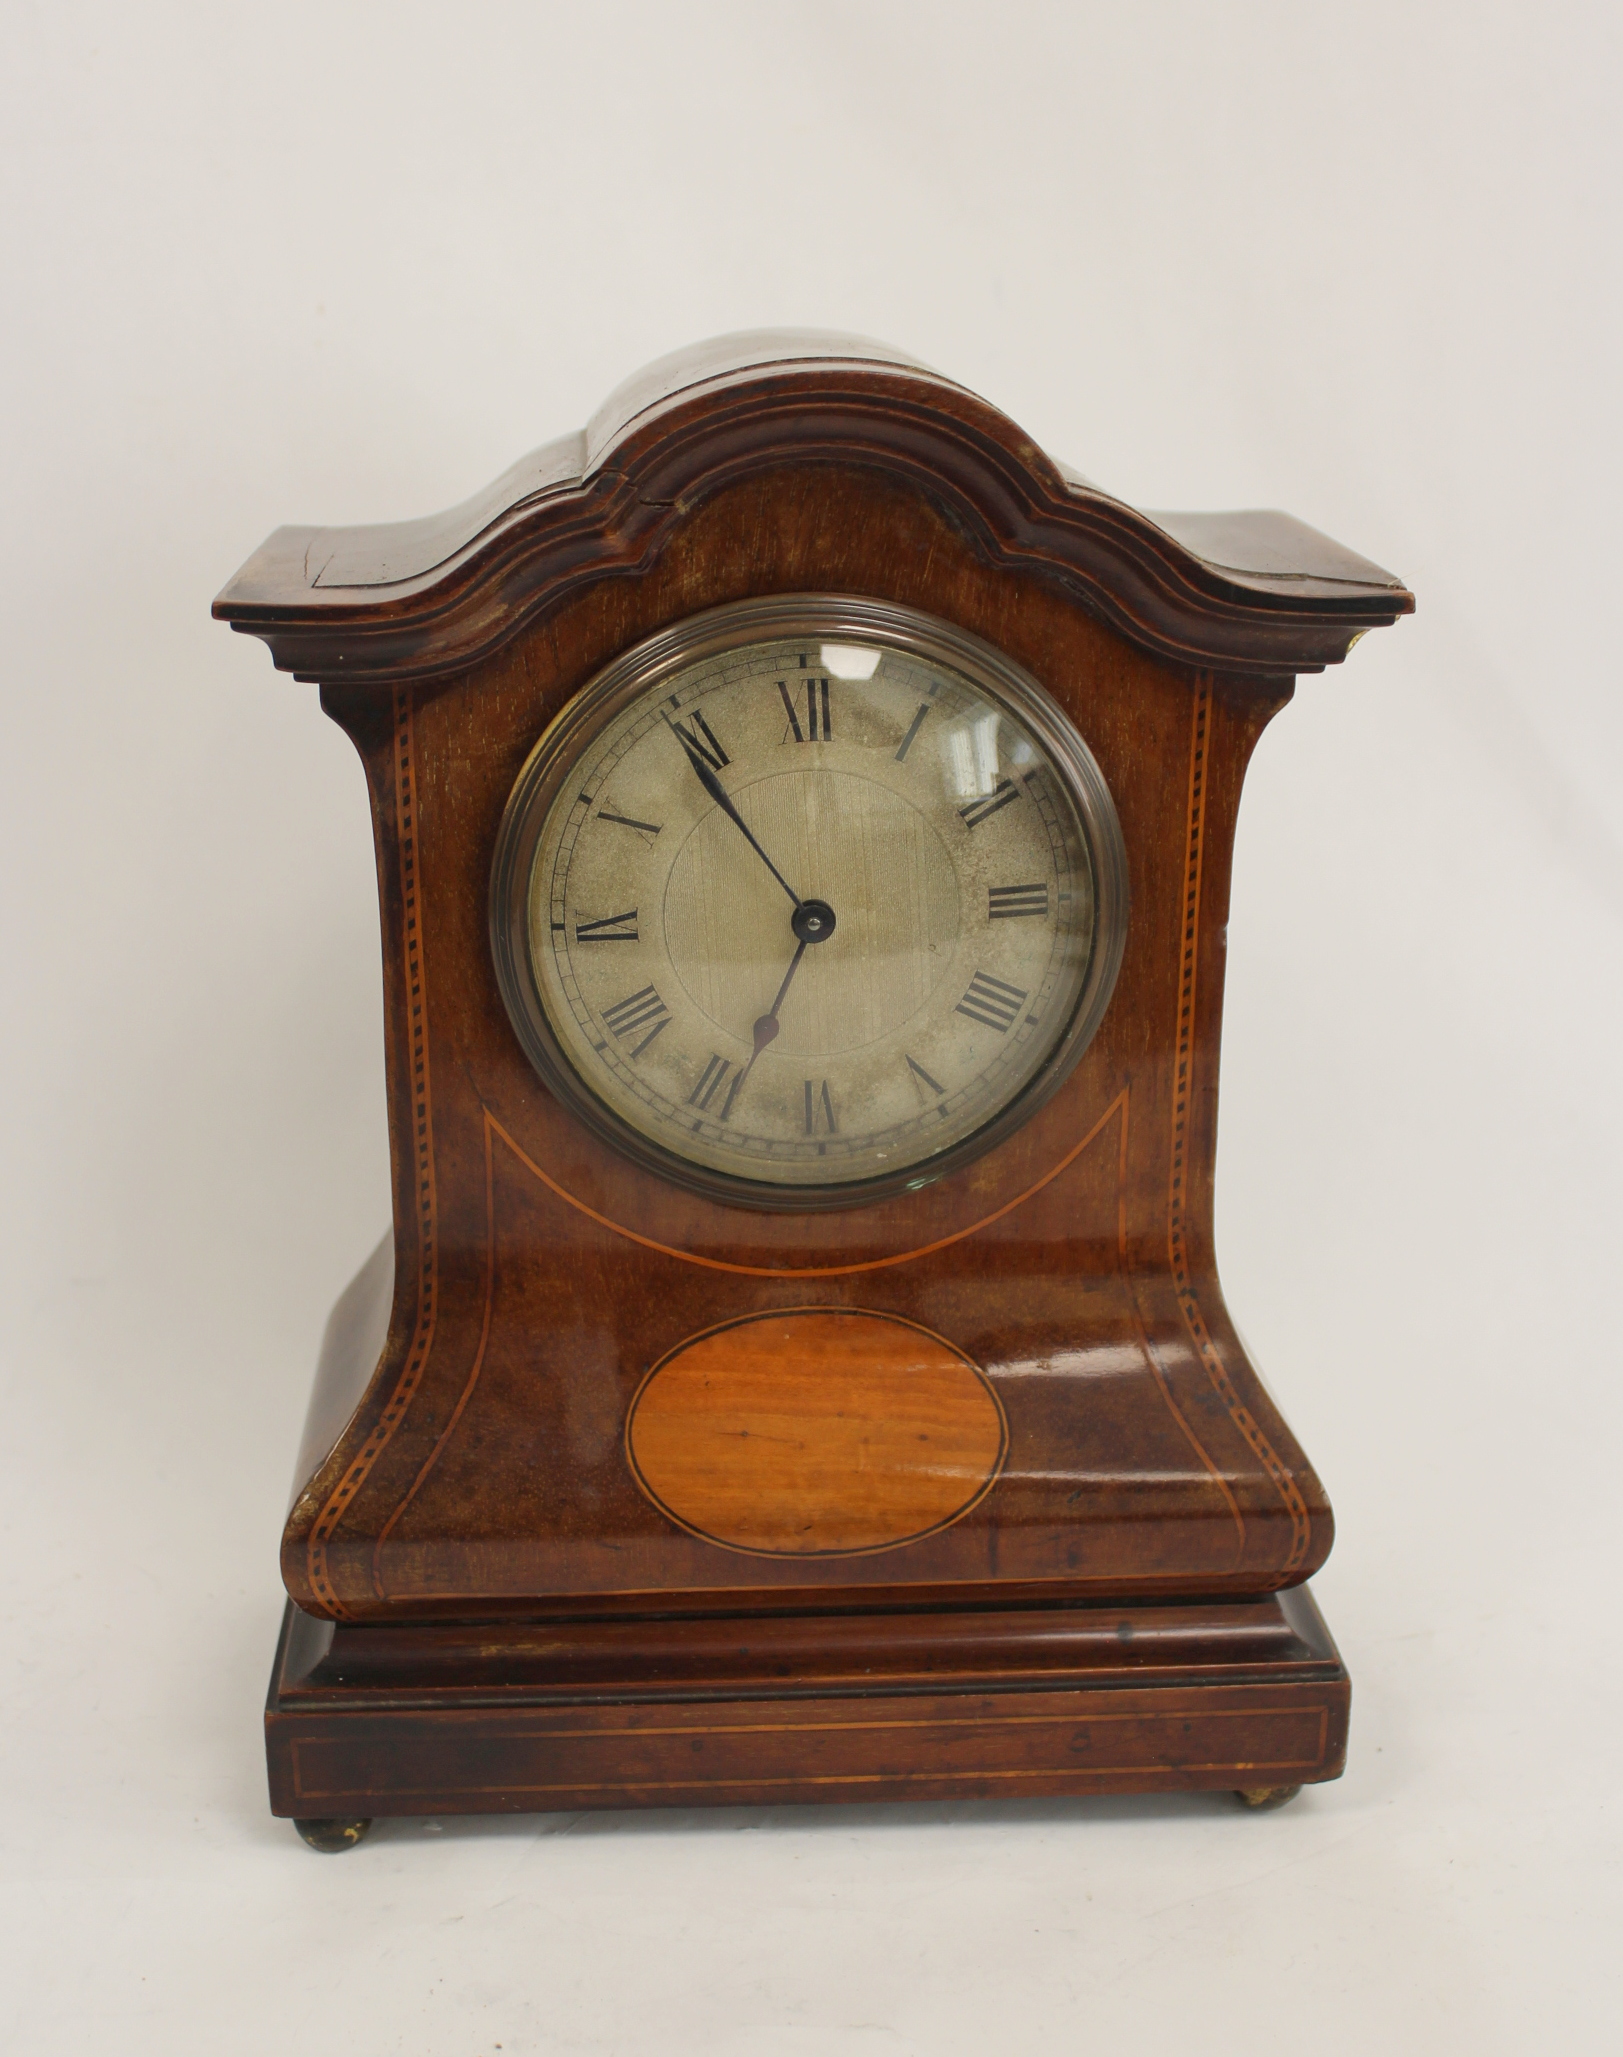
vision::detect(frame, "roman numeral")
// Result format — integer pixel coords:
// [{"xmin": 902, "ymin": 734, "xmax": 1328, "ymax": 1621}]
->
[
  {"xmin": 574, "ymin": 909, "xmax": 638, "ymax": 943},
  {"xmin": 804, "ymin": 1078, "xmax": 838, "ymax": 1134},
  {"xmin": 955, "ymin": 971, "xmax": 1028, "ymax": 1033},
  {"xmin": 688, "ymin": 1053, "xmax": 733, "ymax": 1113},
  {"xmin": 667, "ymin": 707, "xmax": 729, "ymax": 769},
  {"xmin": 778, "ymin": 677, "xmax": 831, "ymax": 742},
  {"xmin": 600, "ymin": 984, "xmax": 671, "ymax": 1057},
  {"xmin": 905, "ymin": 1054, "xmax": 948, "ymax": 1116},
  {"xmin": 959, "ymin": 779, "xmax": 1020, "ymax": 830},
  {"xmin": 894, "ymin": 703, "xmax": 930, "ymax": 762},
  {"xmin": 988, "ymin": 882, "xmax": 1049, "ymax": 920},
  {"xmin": 598, "ymin": 808, "xmax": 662, "ymax": 839}
]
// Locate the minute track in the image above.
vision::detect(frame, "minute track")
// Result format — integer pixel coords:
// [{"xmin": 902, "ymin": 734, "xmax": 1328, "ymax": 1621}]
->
[{"xmin": 505, "ymin": 600, "xmax": 1123, "ymax": 1201}]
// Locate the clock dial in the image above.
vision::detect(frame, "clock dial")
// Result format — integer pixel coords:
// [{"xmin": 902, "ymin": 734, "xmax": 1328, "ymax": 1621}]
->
[{"xmin": 492, "ymin": 599, "xmax": 1126, "ymax": 1204}]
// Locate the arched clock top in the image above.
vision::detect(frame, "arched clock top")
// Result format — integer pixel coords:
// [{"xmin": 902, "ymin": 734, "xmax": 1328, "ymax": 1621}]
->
[{"xmin": 213, "ymin": 330, "xmax": 1412, "ymax": 687}]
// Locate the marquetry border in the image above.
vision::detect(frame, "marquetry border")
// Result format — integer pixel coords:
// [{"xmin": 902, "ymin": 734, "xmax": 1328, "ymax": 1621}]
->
[
  {"xmin": 481, "ymin": 1092, "xmax": 1126, "ymax": 1278},
  {"xmin": 367, "ymin": 1083, "xmax": 1247, "ymax": 1583},
  {"xmin": 305, "ymin": 687, "xmax": 441, "ymax": 1617},
  {"xmin": 343, "ymin": 679, "xmax": 1316, "ymax": 1604},
  {"xmin": 1168, "ymin": 678, "xmax": 1311, "ymax": 1576},
  {"xmin": 285, "ymin": 1702, "xmax": 1333, "ymax": 1808},
  {"xmin": 372, "ymin": 1116, "xmax": 494, "ymax": 1599},
  {"xmin": 368, "ymin": 1104, "xmax": 1112, "ymax": 1587}
]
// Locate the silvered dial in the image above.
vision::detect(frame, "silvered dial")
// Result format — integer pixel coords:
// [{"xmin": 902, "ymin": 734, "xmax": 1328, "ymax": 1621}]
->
[{"xmin": 491, "ymin": 599, "xmax": 1126, "ymax": 1204}]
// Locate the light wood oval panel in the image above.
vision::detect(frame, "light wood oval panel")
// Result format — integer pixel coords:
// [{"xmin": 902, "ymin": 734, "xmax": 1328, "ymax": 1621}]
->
[{"xmin": 626, "ymin": 1308, "xmax": 1006, "ymax": 1555}]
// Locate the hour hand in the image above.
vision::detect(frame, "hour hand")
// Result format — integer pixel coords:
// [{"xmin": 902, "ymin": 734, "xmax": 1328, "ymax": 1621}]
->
[{"xmin": 721, "ymin": 939, "xmax": 808, "ymax": 1120}]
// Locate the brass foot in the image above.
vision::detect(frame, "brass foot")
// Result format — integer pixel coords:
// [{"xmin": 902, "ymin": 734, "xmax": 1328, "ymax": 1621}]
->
[
  {"xmin": 293, "ymin": 1816, "xmax": 373, "ymax": 1852},
  {"xmin": 1235, "ymin": 1784, "xmax": 1303, "ymax": 1811}
]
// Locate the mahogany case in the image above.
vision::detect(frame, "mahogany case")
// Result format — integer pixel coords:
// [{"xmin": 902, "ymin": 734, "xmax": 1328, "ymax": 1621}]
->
[{"xmin": 216, "ymin": 332, "xmax": 1411, "ymax": 1823}]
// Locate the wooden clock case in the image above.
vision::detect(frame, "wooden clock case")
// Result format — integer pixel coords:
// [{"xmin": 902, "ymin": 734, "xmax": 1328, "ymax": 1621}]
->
[{"xmin": 215, "ymin": 333, "xmax": 1411, "ymax": 1835}]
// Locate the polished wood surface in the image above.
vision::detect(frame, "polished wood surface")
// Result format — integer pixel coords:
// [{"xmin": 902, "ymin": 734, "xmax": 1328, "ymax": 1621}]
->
[
  {"xmin": 265, "ymin": 1586, "xmax": 1348, "ymax": 1817},
  {"xmin": 272, "ymin": 647, "xmax": 1323, "ymax": 1620},
  {"xmin": 626, "ymin": 1309, "xmax": 1006, "ymax": 1555},
  {"xmin": 215, "ymin": 330, "xmax": 1411, "ymax": 684},
  {"xmin": 215, "ymin": 333, "xmax": 1408, "ymax": 1819}
]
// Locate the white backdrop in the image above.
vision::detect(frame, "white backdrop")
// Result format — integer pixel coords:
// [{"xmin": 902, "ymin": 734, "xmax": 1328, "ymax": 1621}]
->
[{"xmin": 2, "ymin": 5, "xmax": 1618, "ymax": 2053}]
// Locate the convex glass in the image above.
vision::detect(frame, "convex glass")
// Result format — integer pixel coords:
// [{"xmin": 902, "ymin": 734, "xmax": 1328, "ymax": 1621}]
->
[{"xmin": 491, "ymin": 599, "xmax": 1126, "ymax": 1203}]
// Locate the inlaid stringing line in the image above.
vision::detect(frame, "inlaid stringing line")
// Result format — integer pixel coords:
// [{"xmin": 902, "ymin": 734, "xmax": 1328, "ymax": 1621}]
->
[
  {"xmin": 1167, "ymin": 678, "xmax": 1311, "ymax": 1576},
  {"xmin": 307, "ymin": 687, "xmax": 440, "ymax": 1617},
  {"xmin": 1117, "ymin": 1089, "xmax": 1245, "ymax": 1543},
  {"xmin": 487, "ymin": 1089, "xmax": 1127, "ymax": 1279},
  {"xmin": 373, "ymin": 1109, "xmax": 496, "ymax": 1586}
]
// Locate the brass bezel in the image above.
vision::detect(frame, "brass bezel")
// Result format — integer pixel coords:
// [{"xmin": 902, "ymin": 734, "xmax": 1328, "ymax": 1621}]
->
[{"xmin": 489, "ymin": 595, "xmax": 1129, "ymax": 1212}]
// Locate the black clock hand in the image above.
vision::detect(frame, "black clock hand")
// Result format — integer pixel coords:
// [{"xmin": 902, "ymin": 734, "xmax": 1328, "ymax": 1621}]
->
[
  {"xmin": 665, "ymin": 715, "xmax": 803, "ymax": 912},
  {"xmin": 721, "ymin": 938, "xmax": 809, "ymax": 1120}
]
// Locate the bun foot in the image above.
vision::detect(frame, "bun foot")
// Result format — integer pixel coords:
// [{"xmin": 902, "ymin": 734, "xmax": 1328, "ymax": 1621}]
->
[
  {"xmin": 293, "ymin": 1816, "xmax": 373, "ymax": 1852},
  {"xmin": 1235, "ymin": 1784, "xmax": 1303, "ymax": 1811}
]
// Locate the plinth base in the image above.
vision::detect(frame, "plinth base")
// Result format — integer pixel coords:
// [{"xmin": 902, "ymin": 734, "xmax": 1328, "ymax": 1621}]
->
[{"xmin": 265, "ymin": 1586, "xmax": 1347, "ymax": 1823}]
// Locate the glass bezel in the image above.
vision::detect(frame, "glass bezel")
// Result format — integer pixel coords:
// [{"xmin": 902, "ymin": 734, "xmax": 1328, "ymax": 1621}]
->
[{"xmin": 489, "ymin": 594, "xmax": 1129, "ymax": 1211}]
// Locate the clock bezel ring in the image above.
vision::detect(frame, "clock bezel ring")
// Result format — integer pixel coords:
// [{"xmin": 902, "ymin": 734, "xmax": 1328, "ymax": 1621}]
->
[{"xmin": 488, "ymin": 593, "xmax": 1129, "ymax": 1212}]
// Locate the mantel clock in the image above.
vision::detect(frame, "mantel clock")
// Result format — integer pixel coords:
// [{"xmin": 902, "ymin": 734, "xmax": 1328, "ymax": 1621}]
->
[{"xmin": 214, "ymin": 333, "xmax": 1412, "ymax": 1848}]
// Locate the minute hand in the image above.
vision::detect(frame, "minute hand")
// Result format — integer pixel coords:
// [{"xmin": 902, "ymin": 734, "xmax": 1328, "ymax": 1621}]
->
[{"xmin": 667, "ymin": 718, "xmax": 802, "ymax": 911}]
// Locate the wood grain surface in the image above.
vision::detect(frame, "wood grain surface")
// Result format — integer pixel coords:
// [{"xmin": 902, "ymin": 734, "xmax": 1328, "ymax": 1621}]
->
[
  {"xmin": 265, "ymin": 1585, "xmax": 1349, "ymax": 1816},
  {"xmin": 625, "ymin": 1309, "xmax": 1006, "ymax": 1554},
  {"xmin": 214, "ymin": 333, "xmax": 1407, "ymax": 1814},
  {"xmin": 215, "ymin": 330, "xmax": 1412, "ymax": 685}
]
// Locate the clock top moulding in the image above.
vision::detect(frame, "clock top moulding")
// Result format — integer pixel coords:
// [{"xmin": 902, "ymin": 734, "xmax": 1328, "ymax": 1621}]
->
[
  {"xmin": 215, "ymin": 329, "xmax": 1410, "ymax": 683},
  {"xmin": 215, "ymin": 332, "xmax": 1411, "ymax": 1632}
]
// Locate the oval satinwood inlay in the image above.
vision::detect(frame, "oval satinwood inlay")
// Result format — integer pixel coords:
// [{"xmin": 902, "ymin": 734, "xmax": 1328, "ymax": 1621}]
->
[{"xmin": 626, "ymin": 1308, "xmax": 1007, "ymax": 1556}]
